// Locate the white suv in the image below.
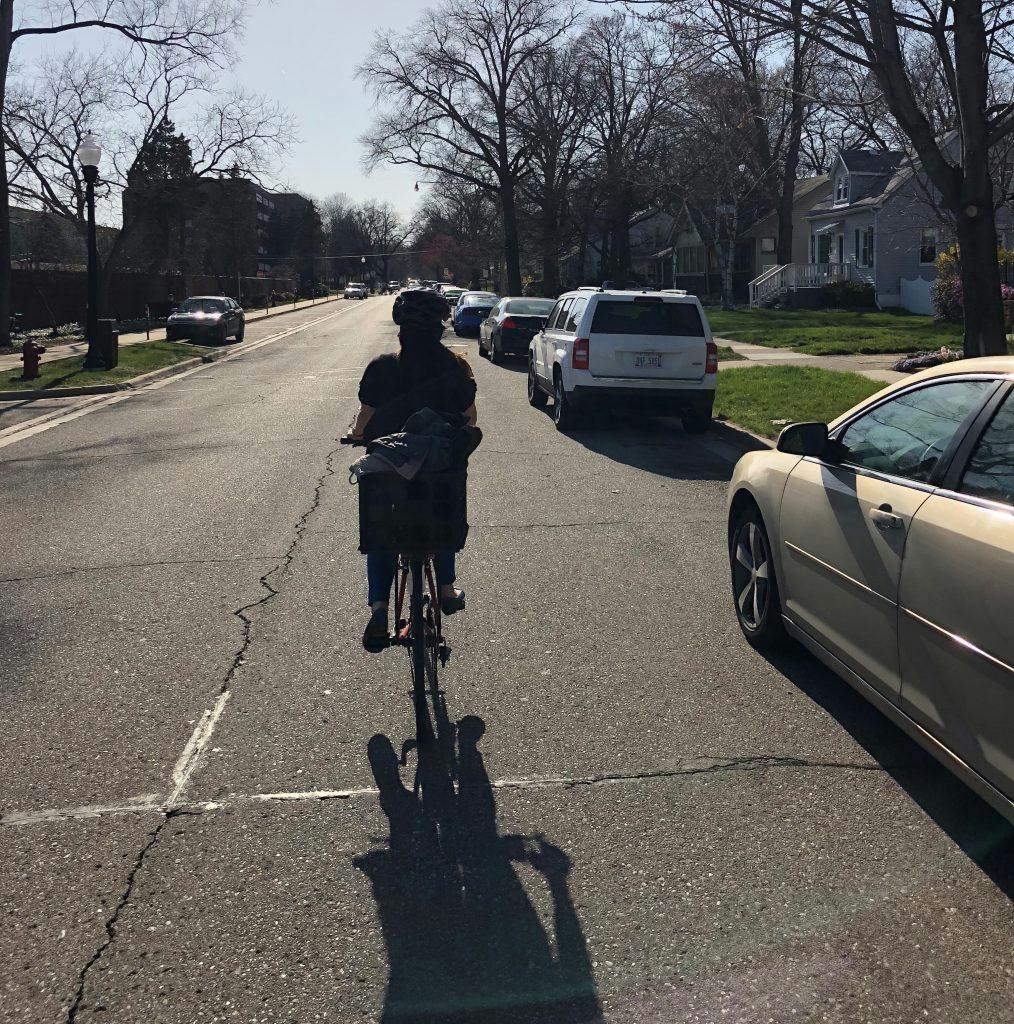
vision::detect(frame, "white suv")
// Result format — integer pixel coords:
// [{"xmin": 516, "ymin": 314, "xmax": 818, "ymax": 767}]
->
[{"xmin": 527, "ymin": 288, "xmax": 718, "ymax": 432}]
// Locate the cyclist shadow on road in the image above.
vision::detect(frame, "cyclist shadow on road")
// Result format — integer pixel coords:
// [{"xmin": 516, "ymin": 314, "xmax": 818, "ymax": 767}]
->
[{"xmin": 354, "ymin": 716, "xmax": 603, "ymax": 1024}]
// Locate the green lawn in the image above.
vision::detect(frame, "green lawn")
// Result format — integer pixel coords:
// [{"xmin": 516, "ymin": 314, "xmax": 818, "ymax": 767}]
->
[
  {"xmin": 3, "ymin": 341, "xmax": 209, "ymax": 392},
  {"xmin": 716, "ymin": 345, "xmax": 745, "ymax": 361},
  {"xmin": 707, "ymin": 307, "xmax": 962, "ymax": 356},
  {"xmin": 714, "ymin": 364, "xmax": 884, "ymax": 438}
]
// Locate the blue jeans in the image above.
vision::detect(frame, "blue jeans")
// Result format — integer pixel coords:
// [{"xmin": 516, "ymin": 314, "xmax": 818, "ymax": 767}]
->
[{"xmin": 367, "ymin": 552, "xmax": 456, "ymax": 606}]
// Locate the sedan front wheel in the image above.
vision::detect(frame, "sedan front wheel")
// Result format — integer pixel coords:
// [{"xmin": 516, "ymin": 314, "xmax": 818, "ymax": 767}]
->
[{"xmin": 729, "ymin": 505, "xmax": 788, "ymax": 650}]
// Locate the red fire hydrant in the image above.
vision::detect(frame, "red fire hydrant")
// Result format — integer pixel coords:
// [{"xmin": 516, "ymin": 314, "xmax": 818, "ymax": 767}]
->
[{"xmin": 20, "ymin": 338, "xmax": 47, "ymax": 381}]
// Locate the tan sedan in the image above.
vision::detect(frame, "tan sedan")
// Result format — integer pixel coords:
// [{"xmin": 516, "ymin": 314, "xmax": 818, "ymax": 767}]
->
[{"xmin": 727, "ymin": 357, "xmax": 1014, "ymax": 823}]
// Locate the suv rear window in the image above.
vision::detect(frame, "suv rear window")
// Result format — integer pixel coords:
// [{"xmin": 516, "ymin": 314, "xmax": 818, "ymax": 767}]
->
[{"xmin": 590, "ymin": 300, "xmax": 704, "ymax": 337}]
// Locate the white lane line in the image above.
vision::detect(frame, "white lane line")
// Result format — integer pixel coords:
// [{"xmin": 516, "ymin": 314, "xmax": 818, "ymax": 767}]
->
[
  {"xmin": 0, "ymin": 304, "xmax": 363, "ymax": 451},
  {"xmin": 166, "ymin": 691, "xmax": 232, "ymax": 809},
  {"xmin": 1, "ymin": 796, "xmax": 162, "ymax": 826}
]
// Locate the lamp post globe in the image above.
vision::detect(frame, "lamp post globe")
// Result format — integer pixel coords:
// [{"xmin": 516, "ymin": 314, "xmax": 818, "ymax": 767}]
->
[
  {"xmin": 77, "ymin": 134, "xmax": 104, "ymax": 370},
  {"xmin": 77, "ymin": 135, "xmax": 102, "ymax": 170}
]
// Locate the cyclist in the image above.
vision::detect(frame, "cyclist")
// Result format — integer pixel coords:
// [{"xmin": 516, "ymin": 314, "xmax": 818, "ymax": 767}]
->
[{"xmin": 349, "ymin": 289, "xmax": 478, "ymax": 652}]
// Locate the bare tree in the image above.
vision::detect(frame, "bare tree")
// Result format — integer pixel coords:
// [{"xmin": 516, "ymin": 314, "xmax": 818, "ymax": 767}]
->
[
  {"xmin": 6, "ymin": 46, "xmax": 292, "ymax": 305},
  {"xmin": 629, "ymin": 0, "xmax": 1014, "ymax": 354},
  {"xmin": 355, "ymin": 200, "xmax": 411, "ymax": 285},
  {"xmin": 1, "ymin": 0, "xmax": 248, "ymax": 346},
  {"xmin": 514, "ymin": 44, "xmax": 591, "ymax": 295},
  {"xmin": 578, "ymin": 14, "xmax": 681, "ymax": 287},
  {"xmin": 659, "ymin": 0, "xmax": 817, "ymax": 267},
  {"xmin": 358, "ymin": 0, "xmax": 576, "ymax": 294}
]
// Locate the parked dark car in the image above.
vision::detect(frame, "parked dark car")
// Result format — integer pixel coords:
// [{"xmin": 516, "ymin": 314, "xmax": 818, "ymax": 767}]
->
[
  {"xmin": 478, "ymin": 296, "xmax": 556, "ymax": 361},
  {"xmin": 166, "ymin": 296, "xmax": 245, "ymax": 344},
  {"xmin": 452, "ymin": 291, "xmax": 499, "ymax": 337}
]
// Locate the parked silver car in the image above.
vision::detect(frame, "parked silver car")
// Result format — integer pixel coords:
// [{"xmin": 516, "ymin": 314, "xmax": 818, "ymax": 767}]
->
[{"xmin": 728, "ymin": 357, "xmax": 1014, "ymax": 823}]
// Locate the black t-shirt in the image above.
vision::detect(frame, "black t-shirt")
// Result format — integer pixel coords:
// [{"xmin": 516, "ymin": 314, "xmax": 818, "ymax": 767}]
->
[{"xmin": 359, "ymin": 347, "xmax": 477, "ymax": 442}]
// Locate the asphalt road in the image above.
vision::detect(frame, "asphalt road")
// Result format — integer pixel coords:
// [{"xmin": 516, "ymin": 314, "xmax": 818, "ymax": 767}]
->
[{"xmin": 1, "ymin": 297, "xmax": 1011, "ymax": 1024}]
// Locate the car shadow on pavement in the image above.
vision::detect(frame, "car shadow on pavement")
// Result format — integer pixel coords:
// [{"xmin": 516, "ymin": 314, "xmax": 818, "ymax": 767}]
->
[
  {"xmin": 561, "ymin": 415, "xmax": 737, "ymax": 481},
  {"xmin": 354, "ymin": 715, "xmax": 603, "ymax": 1024},
  {"xmin": 765, "ymin": 646, "xmax": 1014, "ymax": 899}
]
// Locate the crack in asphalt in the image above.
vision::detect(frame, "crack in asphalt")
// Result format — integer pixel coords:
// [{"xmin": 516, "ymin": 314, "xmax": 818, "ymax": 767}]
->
[
  {"xmin": 57, "ymin": 439, "xmax": 346, "ymax": 1018},
  {"xmin": 0, "ymin": 555, "xmax": 285, "ymax": 585},
  {"xmin": 64, "ymin": 815, "xmax": 169, "ymax": 1024},
  {"xmin": 3, "ymin": 756, "xmax": 892, "ymax": 827},
  {"xmin": 167, "ymin": 439, "xmax": 344, "ymax": 804}
]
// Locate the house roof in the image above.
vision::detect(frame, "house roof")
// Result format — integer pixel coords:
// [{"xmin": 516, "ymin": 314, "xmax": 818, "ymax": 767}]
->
[
  {"xmin": 808, "ymin": 151, "xmax": 922, "ymax": 220},
  {"xmin": 839, "ymin": 150, "xmax": 905, "ymax": 175}
]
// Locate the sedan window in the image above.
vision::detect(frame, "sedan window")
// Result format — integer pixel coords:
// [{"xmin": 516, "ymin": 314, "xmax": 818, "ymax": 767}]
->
[
  {"xmin": 839, "ymin": 379, "xmax": 992, "ymax": 483},
  {"xmin": 960, "ymin": 395, "xmax": 1014, "ymax": 506},
  {"xmin": 178, "ymin": 298, "xmax": 226, "ymax": 314}
]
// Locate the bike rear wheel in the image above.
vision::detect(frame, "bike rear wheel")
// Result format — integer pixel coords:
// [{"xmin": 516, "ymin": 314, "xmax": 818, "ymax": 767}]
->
[{"xmin": 409, "ymin": 561, "xmax": 428, "ymax": 744}]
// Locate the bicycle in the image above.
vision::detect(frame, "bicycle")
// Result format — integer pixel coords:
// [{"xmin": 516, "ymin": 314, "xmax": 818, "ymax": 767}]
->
[{"xmin": 341, "ymin": 436, "xmax": 457, "ymax": 747}]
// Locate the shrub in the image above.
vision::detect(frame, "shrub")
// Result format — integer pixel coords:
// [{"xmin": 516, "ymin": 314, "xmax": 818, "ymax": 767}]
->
[
  {"xmin": 820, "ymin": 281, "xmax": 875, "ymax": 308},
  {"xmin": 932, "ymin": 244, "xmax": 1014, "ymax": 320}
]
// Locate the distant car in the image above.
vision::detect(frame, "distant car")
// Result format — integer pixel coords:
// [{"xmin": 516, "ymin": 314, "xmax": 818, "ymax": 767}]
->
[
  {"xmin": 388, "ymin": 281, "xmax": 402, "ymax": 293},
  {"xmin": 527, "ymin": 288, "xmax": 717, "ymax": 432},
  {"xmin": 440, "ymin": 285, "xmax": 466, "ymax": 303},
  {"xmin": 166, "ymin": 296, "xmax": 245, "ymax": 344},
  {"xmin": 344, "ymin": 282, "xmax": 369, "ymax": 299},
  {"xmin": 478, "ymin": 296, "xmax": 555, "ymax": 362},
  {"xmin": 452, "ymin": 291, "xmax": 499, "ymax": 337},
  {"xmin": 728, "ymin": 357, "xmax": 1014, "ymax": 824}
]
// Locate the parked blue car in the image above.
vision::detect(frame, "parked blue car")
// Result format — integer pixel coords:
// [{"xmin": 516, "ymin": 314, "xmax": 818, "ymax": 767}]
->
[{"xmin": 452, "ymin": 292, "xmax": 499, "ymax": 337}]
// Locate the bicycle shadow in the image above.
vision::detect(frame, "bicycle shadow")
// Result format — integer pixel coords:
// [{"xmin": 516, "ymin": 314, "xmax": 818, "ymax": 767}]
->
[{"xmin": 354, "ymin": 714, "xmax": 603, "ymax": 1023}]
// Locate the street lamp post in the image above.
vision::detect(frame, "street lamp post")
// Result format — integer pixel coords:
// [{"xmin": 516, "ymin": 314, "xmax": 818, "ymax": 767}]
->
[{"xmin": 77, "ymin": 135, "xmax": 104, "ymax": 370}]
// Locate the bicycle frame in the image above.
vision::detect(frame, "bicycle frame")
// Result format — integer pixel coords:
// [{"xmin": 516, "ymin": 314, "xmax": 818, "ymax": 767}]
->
[{"xmin": 392, "ymin": 554, "xmax": 448, "ymax": 744}]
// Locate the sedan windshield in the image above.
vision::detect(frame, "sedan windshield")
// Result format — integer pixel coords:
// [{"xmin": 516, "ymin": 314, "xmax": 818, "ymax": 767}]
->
[
  {"xmin": 507, "ymin": 299, "xmax": 555, "ymax": 316},
  {"xmin": 178, "ymin": 298, "xmax": 226, "ymax": 314},
  {"xmin": 463, "ymin": 294, "xmax": 497, "ymax": 307}
]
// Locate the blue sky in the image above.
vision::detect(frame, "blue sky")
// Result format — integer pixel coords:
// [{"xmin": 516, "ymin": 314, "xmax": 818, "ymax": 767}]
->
[
  {"xmin": 230, "ymin": 0, "xmax": 426, "ymax": 215},
  {"xmin": 15, "ymin": 0, "xmax": 428, "ymax": 219}
]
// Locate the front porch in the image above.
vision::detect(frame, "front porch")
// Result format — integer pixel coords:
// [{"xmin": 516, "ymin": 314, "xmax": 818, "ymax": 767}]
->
[{"xmin": 748, "ymin": 262, "xmax": 874, "ymax": 307}]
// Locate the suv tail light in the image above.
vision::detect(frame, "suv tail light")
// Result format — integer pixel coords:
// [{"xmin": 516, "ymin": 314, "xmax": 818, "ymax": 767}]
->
[
  {"xmin": 705, "ymin": 341, "xmax": 718, "ymax": 374},
  {"xmin": 501, "ymin": 317, "xmax": 518, "ymax": 329},
  {"xmin": 573, "ymin": 337, "xmax": 590, "ymax": 370}
]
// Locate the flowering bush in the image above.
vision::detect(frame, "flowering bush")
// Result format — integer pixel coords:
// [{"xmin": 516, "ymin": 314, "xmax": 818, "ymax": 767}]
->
[{"xmin": 931, "ymin": 244, "xmax": 1014, "ymax": 320}]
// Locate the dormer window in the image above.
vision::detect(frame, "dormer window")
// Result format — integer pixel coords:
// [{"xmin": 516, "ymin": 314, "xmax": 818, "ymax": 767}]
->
[{"xmin": 835, "ymin": 175, "xmax": 849, "ymax": 203}]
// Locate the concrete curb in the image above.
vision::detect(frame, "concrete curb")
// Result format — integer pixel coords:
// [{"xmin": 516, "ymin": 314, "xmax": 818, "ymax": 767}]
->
[{"xmin": 0, "ymin": 355, "xmax": 212, "ymax": 401}]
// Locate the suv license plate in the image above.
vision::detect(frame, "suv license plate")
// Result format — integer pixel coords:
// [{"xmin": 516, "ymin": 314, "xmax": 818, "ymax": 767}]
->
[{"xmin": 634, "ymin": 353, "xmax": 663, "ymax": 369}]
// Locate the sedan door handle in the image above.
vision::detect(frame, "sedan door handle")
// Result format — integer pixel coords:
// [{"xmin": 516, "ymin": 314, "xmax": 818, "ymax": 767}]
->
[{"xmin": 870, "ymin": 504, "xmax": 904, "ymax": 531}]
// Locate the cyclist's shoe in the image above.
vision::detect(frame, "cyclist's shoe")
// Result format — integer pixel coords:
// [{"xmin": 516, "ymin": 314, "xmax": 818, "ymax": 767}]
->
[
  {"xmin": 363, "ymin": 605, "xmax": 389, "ymax": 653},
  {"xmin": 440, "ymin": 588, "xmax": 466, "ymax": 616}
]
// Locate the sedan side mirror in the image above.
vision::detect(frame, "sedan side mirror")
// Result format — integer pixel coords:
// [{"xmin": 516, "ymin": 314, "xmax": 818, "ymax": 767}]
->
[{"xmin": 776, "ymin": 421, "xmax": 845, "ymax": 462}]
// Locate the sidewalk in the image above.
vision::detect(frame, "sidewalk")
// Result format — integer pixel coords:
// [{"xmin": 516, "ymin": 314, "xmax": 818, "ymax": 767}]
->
[
  {"xmin": 717, "ymin": 336, "xmax": 905, "ymax": 384},
  {"xmin": 0, "ymin": 295, "xmax": 346, "ymax": 374}
]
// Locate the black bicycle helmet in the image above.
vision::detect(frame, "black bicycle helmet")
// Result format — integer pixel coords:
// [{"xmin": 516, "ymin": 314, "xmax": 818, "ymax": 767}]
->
[{"xmin": 392, "ymin": 288, "xmax": 451, "ymax": 329}]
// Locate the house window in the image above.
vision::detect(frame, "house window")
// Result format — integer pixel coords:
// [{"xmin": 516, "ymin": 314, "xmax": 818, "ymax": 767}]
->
[
  {"xmin": 835, "ymin": 176, "xmax": 849, "ymax": 203},
  {"xmin": 760, "ymin": 236, "xmax": 776, "ymax": 254},
  {"xmin": 862, "ymin": 227, "xmax": 874, "ymax": 268},
  {"xmin": 920, "ymin": 227, "xmax": 939, "ymax": 265},
  {"xmin": 855, "ymin": 227, "xmax": 874, "ymax": 268},
  {"xmin": 676, "ymin": 245, "xmax": 705, "ymax": 274}
]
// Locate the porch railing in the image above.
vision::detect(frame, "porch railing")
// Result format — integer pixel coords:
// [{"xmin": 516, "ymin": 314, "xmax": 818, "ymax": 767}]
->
[{"xmin": 748, "ymin": 262, "xmax": 856, "ymax": 306}]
